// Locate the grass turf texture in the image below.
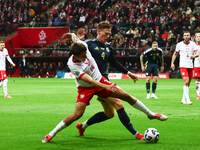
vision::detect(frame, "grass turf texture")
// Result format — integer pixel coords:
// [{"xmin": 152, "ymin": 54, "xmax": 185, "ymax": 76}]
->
[{"xmin": 0, "ymin": 78, "xmax": 200, "ymax": 150}]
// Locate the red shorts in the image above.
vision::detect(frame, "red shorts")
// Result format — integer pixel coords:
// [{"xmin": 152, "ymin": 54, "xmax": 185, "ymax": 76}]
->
[
  {"xmin": 193, "ymin": 67, "xmax": 200, "ymax": 78},
  {"xmin": 0, "ymin": 70, "xmax": 7, "ymax": 80},
  {"xmin": 76, "ymin": 76, "xmax": 113, "ymax": 105},
  {"xmin": 180, "ymin": 67, "xmax": 193, "ymax": 79}
]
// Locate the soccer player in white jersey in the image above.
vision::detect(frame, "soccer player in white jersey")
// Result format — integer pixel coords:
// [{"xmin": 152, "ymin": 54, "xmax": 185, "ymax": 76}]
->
[
  {"xmin": 42, "ymin": 41, "xmax": 168, "ymax": 143},
  {"xmin": 194, "ymin": 33, "xmax": 200, "ymax": 99},
  {"xmin": 171, "ymin": 31, "xmax": 199, "ymax": 104},
  {"xmin": 0, "ymin": 41, "xmax": 15, "ymax": 98}
]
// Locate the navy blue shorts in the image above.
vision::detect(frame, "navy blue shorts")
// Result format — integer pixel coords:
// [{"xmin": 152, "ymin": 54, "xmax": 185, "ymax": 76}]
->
[{"xmin": 145, "ymin": 63, "xmax": 159, "ymax": 76}]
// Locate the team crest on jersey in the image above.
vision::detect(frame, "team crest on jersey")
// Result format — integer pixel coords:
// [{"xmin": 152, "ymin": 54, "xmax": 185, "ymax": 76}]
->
[
  {"xmin": 84, "ymin": 58, "xmax": 90, "ymax": 65},
  {"xmin": 95, "ymin": 47, "xmax": 99, "ymax": 50},
  {"xmin": 101, "ymin": 47, "xmax": 104, "ymax": 50},
  {"xmin": 106, "ymin": 47, "xmax": 109, "ymax": 52},
  {"xmin": 76, "ymin": 71, "xmax": 80, "ymax": 76},
  {"xmin": 80, "ymin": 94, "xmax": 85, "ymax": 99}
]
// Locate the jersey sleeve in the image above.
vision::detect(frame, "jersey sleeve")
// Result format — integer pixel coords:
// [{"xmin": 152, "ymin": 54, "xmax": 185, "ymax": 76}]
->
[
  {"xmin": 69, "ymin": 63, "xmax": 85, "ymax": 80},
  {"xmin": 4, "ymin": 48, "xmax": 8, "ymax": 56},
  {"xmin": 175, "ymin": 43, "xmax": 180, "ymax": 53},
  {"xmin": 109, "ymin": 47, "xmax": 128, "ymax": 74},
  {"xmin": 193, "ymin": 43, "xmax": 198, "ymax": 52}
]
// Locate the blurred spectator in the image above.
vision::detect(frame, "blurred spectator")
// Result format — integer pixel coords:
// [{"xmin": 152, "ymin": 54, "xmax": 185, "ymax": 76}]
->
[
  {"xmin": 176, "ymin": 33, "xmax": 183, "ymax": 44},
  {"xmin": 33, "ymin": 62, "xmax": 40, "ymax": 76},
  {"xmin": 192, "ymin": 6, "xmax": 200, "ymax": 17},
  {"xmin": 64, "ymin": 63, "xmax": 70, "ymax": 72},
  {"xmin": 19, "ymin": 55, "xmax": 27, "ymax": 78},
  {"xmin": 60, "ymin": 10, "xmax": 66, "ymax": 19},
  {"xmin": 128, "ymin": 37, "xmax": 134, "ymax": 48},
  {"xmin": 124, "ymin": 61, "xmax": 131, "ymax": 71},
  {"xmin": 166, "ymin": 69, "xmax": 173, "ymax": 78},
  {"xmin": 6, "ymin": 22, "xmax": 12, "ymax": 31},
  {"xmin": 161, "ymin": 30, "xmax": 168, "ymax": 39},
  {"xmin": 79, "ymin": 13, "xmax": 86, "ymax": 24},
  {"xmin": 7, "ymin": 63, "xmax": 15, "ymax": 77},
  {"xmin": 183, "ymin": 17, "xmax": 190, "ymax": 28},
  {"xmin": 131, "ymin": 62, "xmax": 139, "ymax": 73},
  {"xmin": 54, "ymin": 15, "xmax": 62, "ymax": 26},
  {"xmin": 47, "ymin": 62, "xmax": 55, "ymax": 77},
  {"xmin": 132, "ymin": 27, "xmax": 139, "ymax": 38},
  {"xmin": 171, "ymin": 68, "xmax": 182, "ymax": 79},
  {"xmin": 47, "ymin": 18, "xmax": 52, "ymax": 27},
  {"xmin": 38, "ymin": 62, "xmax": 48, "ymax": 78},
  {"xmin": 56, "ymin": 62, "xmax": 63, "ymax": 71},
  {"xmin": 129, "ymin": 46, "xmax": 137, "ymax": 56},
  {"xmin": 27, "ymin": 62, "xmax": 34, "ymax": 77},
  {"xmin": 29, "ymin": 18, "xmax": 36, "ymax": 27}
]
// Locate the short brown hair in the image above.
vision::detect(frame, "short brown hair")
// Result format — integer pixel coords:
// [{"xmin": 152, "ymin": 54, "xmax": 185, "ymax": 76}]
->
[
  {"xmin": 97, "ymin": 21, "xmax": 112, "ymax": 30},
  {"xmin": 184, "ymin": 31, "xmax": 190, "ymax": 35},
  {"xmin": 70, "ymin": 43, "xmax": 87, "ymax": 56},
  {"xmin": 152, "ymin": 41, "xmax": 158, "ymax": 45}
]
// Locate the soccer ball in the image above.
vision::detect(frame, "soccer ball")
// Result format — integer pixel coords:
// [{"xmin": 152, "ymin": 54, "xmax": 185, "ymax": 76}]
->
[{"xmin": 144, "ymin": 128, "xmax": 160, "ymax": 143}]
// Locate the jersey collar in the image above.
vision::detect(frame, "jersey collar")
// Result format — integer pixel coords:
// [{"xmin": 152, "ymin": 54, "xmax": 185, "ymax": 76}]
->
[{"xmin": 183, "ymin": 40, "xmax": 190, "ymax": 45}]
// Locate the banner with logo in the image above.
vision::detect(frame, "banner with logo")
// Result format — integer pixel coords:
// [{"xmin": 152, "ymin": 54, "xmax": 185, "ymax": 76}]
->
[
  {"xmin": 122, "ymin": 73, "xmax": 169, "ymax": 79},
  {"xmin": 63, "ymin": 73, "xmax": 169, "ymax": 79},
  {"xmin": 18, "ymin": 27, "xmax": 69, "ymax": 47}
]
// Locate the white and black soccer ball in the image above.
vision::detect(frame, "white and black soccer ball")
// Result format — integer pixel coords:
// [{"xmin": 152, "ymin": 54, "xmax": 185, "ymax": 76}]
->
[{"xmin": 144, "ymin": 128, "xmax": 160, "ymax": 143}]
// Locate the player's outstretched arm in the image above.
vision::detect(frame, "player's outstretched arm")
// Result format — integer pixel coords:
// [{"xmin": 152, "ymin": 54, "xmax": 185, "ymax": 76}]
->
[
  {"xmin": 140, "ymin": 54, "xmax": 145, "ymax": 72},
  {"xmin": 6, "ymin": 56, "xmax": 15, "ymax": 67},
  {"xmin": 171, "ymin": 51, "xmax": 178, "ymax": 70},
  {"xmin": 80, "ymin": 73, "xmax": 118, "ymax": 92},
  {"xmin": 62, "ymin": 33, "xmax": 79, "ymax": 43},
  {"xmin": 127, "ymin": 72, "xmax": 138, "ymax": 83},
  {"xmin": 76, "ymin": 28, "xmax": 85, "ymax": 40}
]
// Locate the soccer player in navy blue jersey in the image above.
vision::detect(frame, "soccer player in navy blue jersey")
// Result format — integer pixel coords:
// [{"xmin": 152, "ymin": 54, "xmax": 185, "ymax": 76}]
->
[
  {"xmin": 140, "ymin": 41, "xmax": 164, "ymax": 99},
  {"xmin": 61, "ymin": 21, "xmax": 167, "ymax": 140}
]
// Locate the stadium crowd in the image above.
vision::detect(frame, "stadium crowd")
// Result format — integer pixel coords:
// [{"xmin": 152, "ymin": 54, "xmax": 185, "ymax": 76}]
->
[{"xmin": 1, "ymin": 0, "xmax": 200, "ymax": 78}]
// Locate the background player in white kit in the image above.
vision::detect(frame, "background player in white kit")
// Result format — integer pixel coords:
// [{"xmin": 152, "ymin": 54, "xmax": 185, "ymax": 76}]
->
[
  {"xmin": 0, "ymin": 41, "xmax": 15, "ymax": 98},
  {"xmin": 194, "ymin": 33, "xmax": 200, "ymax": 99},
  {"xmin": 171, "ymin": 31, "xmax": 199, "ymax": 104}
]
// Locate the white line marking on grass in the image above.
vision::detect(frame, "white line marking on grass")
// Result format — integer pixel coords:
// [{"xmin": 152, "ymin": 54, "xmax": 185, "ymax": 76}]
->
[
  {"xmin": 171, "ymin": 113, "xmax": 200, "ymax": 117},
  {"xmin": 0, "ymin": 91, "xmax": 74, "ymax": 96}
]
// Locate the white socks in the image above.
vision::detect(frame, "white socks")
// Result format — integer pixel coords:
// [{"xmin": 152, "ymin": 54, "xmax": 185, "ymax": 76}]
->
[
  {"xmin": 49, "ymin": 121, "xmax": 67, "ymax": 137},
  {"xmin": 196, "ymin": 81, "xmax": 200, "ymax": 96},
  {"xmin": 132, "ymin": 100, "xmax": 155, "ymax": 117},
  {"xmin": 0, "ymin": 81, "xmax": 3, "ymax": 87},
  {"xmin": 81, "ymin": 121, "xmax": 89, "ymax": 130},
  {"xmin": 3, "ymin": 79, "xmax": 8, "ymax": 96},
  {"xmin": 183, "ymin": 85, "xmax": 190, "ymax": 101}
]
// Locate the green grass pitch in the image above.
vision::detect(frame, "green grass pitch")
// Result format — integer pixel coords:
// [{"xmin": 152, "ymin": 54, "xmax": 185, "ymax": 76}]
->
[{"xmin": 0, "ymin": 78, "xmax": 200, "ymax": 150}]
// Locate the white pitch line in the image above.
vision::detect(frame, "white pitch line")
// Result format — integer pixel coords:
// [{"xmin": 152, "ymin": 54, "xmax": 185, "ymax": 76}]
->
[
  {"xmin": 171, "ymin": 113, "xmax": 200, "ymax": 117},
  {"xmin": 0, "ymin": 91, "xmax": 74, "ymax": 96}
]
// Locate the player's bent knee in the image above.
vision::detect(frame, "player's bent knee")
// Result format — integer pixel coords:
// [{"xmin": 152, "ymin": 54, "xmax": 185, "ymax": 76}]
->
[{"xmin": 105, "ymin": 112, "xmax": 114, "ymax": 118}]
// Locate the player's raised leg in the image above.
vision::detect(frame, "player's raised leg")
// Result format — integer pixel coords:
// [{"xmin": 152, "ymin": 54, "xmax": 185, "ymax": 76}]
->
[{"xmin": 109, "ymin": 86, "xmax": 168, "ymax": 121}]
